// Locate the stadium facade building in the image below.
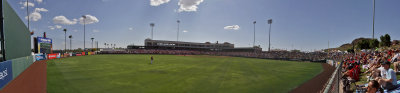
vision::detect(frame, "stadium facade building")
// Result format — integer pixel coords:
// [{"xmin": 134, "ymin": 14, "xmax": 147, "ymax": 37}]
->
[{"xmin": 127, "ymin": 39, "xmax": 262, "ymax": 52}]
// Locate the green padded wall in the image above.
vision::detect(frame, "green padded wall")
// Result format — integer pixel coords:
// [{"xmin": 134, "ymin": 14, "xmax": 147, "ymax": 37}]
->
[
  {"xmin": 3, "ymin": 0, "xmax": 31, "ymax": 60},
  {"xmin": 11, "ymin": 56, "xmax": 33, "ymax": 78}
]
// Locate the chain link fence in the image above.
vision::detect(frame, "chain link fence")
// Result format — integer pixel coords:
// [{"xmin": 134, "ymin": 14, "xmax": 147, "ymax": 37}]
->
[{"xmin": 323, "ymin": 60, "xmax": 343, "ymax": 93}]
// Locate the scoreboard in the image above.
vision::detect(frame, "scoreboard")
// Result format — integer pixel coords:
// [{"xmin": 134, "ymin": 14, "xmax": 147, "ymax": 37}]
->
[{"xmin": 35, "ymin": 37, "xmax": 53, "ymax": 54}]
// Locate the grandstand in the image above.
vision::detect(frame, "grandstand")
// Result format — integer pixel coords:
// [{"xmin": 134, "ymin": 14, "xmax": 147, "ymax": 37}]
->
[{"xmin": 127, "ymin": 39, "xmax": 262, "ymax": 52}]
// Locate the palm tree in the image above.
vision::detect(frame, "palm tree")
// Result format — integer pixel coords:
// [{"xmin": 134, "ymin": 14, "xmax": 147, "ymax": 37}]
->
[
  {"xmin": 69, "ymin": 35, "xmax": 72, "ymax": 50},
  {"xmin": 91, "ymin": 38, "xmax": 94, "ymax": 49},
  {"xmin": 104, "ymin": 43, "xmax": 106, "ymax": 48},
  {"xmin": 63, "ymin": 29, "xmax": 67, "ymax": 51},
  {"xmin": 253, "ymin": 21, "xmax": 256, "ymax": 47},
  {"xmin": 150, "ymin": 23, "xmax": 155, "ymax": 39},
  {"xmin": 107, "ymin": 44, "xmax": 109, "ymax": 48}
]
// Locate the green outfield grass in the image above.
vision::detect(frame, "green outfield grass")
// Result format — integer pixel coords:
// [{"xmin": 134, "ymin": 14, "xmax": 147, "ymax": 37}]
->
[{"xmin": 47, "ymin": 54, "xmax": 323, "ymax": 93}]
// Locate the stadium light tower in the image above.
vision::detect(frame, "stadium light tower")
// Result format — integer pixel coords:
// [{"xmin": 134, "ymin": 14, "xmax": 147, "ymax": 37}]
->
[
  {"xmin": 69, "ymin": 35, "xmax": 72, "ymax": 50},
  {"xmin": 372, "ymin": 0, "xmax": 375, "ymax": 39},
  {"xmin": 82, "ymin": 15, "xmax": 87, "ymax": 50},
  {"xmin": 150, "ymin": 23, "xmax": 155, "ymax": 39},
  {"xmin": 91, "ymin": 38, "xmax": 94, "ymax": 49},
  {"xmin": 253, "ymin": 21, "xmax": 256, "ymax": 47},
  {"xmin": 268, "ymin": 19, "xmax": 272, "ymax": 51},
  {"xmin": 26, "ymin": 0, "xmax": 30, "ymax": 31},
  {"xmin": 63, "ymin": 29, "xmax": 67, "ymax": 52},
  {"xmin": 177, "ymin": 20, "xmax": 180, "ymax": 41}
]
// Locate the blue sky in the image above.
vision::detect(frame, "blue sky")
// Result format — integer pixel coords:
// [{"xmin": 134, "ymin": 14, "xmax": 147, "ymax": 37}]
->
[{"xmin": 7, "ymin": 0, "xmax": 400, "ymax": 51}]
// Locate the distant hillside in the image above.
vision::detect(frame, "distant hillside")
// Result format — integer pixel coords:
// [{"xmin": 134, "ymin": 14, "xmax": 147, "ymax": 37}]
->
[{"xmin": 326, "ymin": 37, "xmax": 373, "ymax": 51}]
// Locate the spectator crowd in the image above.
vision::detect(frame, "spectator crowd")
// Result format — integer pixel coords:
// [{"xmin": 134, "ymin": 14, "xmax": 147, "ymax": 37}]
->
[
  {"xmin": 99, "ymin": 49, "xmax": 328, "ymax": 62},
  {"xmin": 337, "ymin": 49, "xmax": 400, "ymax": 92}
]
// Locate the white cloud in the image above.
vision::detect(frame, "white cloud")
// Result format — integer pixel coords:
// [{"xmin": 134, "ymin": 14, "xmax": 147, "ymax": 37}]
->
[
  {"xmin": 48, "ymin": 26, "xmax": 55, "ymax": 30},
  {"xmin": 48, "ymin": 25, "xmax": 63, "ymax": 30},
  {"xmin": 93, "ymin": 29, "xmax": 100, "ymax": 33},
  {"xmin": 224, "ymin": 25, "xmax": 240, "ymax": 30},
  {"xmin": 19, "ymin": 1, "xmax": 35, "ymax": 9},
  {"xmin": 34, "ymin": 8, "xmax": 48, "ymax": 12},
  {"xmin": 73, "ymin": 30, "xmax": 78, "ymax": 32},
  {"xmin": 128, "ymin": 27, "xmax": 134, "ymax": 31},
  {"xmin": 55, "ymin": 25, "xmax": 62, "ymax": 29},
  {"xmin": 25, "ymin": 8, "xmax": 48, "ymax": 22},
  {"xmin": 26, "ymin": 12, "xmax": 41, "ymax": 21},
  {"xmin": 183, "ymin": 30, "xmax": 188, "ymax": 33},
  {"xmin": 36, "ymin": 0, "xmax": 43, "ymax": 3},
  {"xmin": 150, "ymin": 0, "xmax": 170, "ymax": 6},
  {"xmin": 178, "ymin": 0, "xmax": 204, "ymax": 12},
  {"xmin": 80, "ymin": 15, "xmax": 100, "ymax": 25},
  {"xmin": 53, "ymin": 16, "xmax": 78, "ymax": 25}
]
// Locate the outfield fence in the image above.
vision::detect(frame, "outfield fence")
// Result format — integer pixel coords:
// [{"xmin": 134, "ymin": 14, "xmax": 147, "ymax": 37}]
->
[
  {"xmin": 0, "ymin": 0, "xmax": 33, "ymax": 89},
  {"xmin": 322, "ymin": 60, "xmax": 343, "ymax": 93}
]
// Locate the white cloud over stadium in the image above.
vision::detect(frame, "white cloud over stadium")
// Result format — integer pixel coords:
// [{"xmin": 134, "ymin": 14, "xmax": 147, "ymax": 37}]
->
[
  {"xmin": 19, "ymin": 1, "xmax": 34, "ymax": 9},
  {"xmin": 150, "ymin": 0, "xmax": 170, "ymax": 6},
  {"xmin": 48, "ymin": 25, "xmax": 62, "ymax": 30},
  {"xmin": 25, "ymin": 8, "xmax": 48, "ymax": 22},
  {"xmin": 224, "ymin": 25, "xmax": 240, "ymax": 30},
  {"xmin": 178, "ymin": 0, "xmax": 204, "ymax": 12},
  {"xmin": 53, "ymin": 16, "xmax": 78, "ymax": 25},
  {"xmin": 79, "ymin": 15, "xmax": 100, "ymax": 25}
]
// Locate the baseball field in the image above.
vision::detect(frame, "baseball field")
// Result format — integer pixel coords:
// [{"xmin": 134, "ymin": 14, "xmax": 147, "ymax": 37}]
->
[{"xmin": 47, "ymin": 54, "xmax": 323, "ymax": 93}]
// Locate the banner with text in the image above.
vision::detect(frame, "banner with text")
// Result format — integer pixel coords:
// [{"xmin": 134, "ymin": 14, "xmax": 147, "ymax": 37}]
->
[
  {"xmin": 35, "ymin": 53, "xmax": 46, "ymax": 61},
  {"xmin": 0, "ymin": 60, "xmax": 13, "ymax": 88},
  {"xmin": 47, "ymin": 53, "xmax": 58, "ymax": 59}
]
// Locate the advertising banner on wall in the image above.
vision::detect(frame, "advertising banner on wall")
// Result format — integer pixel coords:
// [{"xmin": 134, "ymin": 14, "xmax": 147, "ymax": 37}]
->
[
  {"xmin": 37, "ymin": 37, "xmax": 53, "ymax": 54},
  {"xmin": 35, "ymin": 53, "xmax": 46, "ymax": 61},
  {"xmin": 56, "ymin": 53, "xmax": 61, "ymax": 58},
  {"xmin": 0, "ymin": 60, "xmax": 13, "ymax": 88},
  {"xmin": 76, "ymin": 53, "xmax": 82, "ymax": 56},
  {"xmin": 47, "ymin": 53, "xmax": 58, "ymax": 59},
  {"xmin": 64, "ymin": 53, "xmax": 69, "ymax": 57}
]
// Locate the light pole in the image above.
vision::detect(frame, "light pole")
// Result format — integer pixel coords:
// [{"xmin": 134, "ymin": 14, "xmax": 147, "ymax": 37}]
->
[
  {"xmin": 372, "ymin": 0, "xmax": 375, "ymax": 39},
  {"xmin": 268, "ymin": 19, "xmax": 272, "ymax": 51},
  {"xmin": 82, "ymin": 15, "xmax": 87, "ymax": 50},
  {"xmin": 63, "ymin": 29, "xmax": 67, "ymax": 52},
  {"xmin": 69, "ymin": 35, "xmax": 72, "ymax": 50},
  {"xmin": 91, "ymin": 38, "xmax": 94, "ymax": 49},
  {"xmin": 150, "ymin": 23, "xmax": 155, "ymax": 39},
  {"xmin": 26, "ymin": 0, "xmax": 30, "ymax": 31},
  {"xmin": 177, "ymin": 20, "xmax": 180, "ymax": 41},
  {"xmin": 253, "ymin": 21, "xmax": 256, "ymax": 47}
]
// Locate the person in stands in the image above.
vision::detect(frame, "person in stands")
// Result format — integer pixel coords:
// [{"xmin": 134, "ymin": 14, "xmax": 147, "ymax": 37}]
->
[
  {"xmin": 375, "ymin": 61, "xmax": 398, "ymax": 90},
  {"xmin": 366, "ymin": 80, "xmax": 383, "ymax": 93}
]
